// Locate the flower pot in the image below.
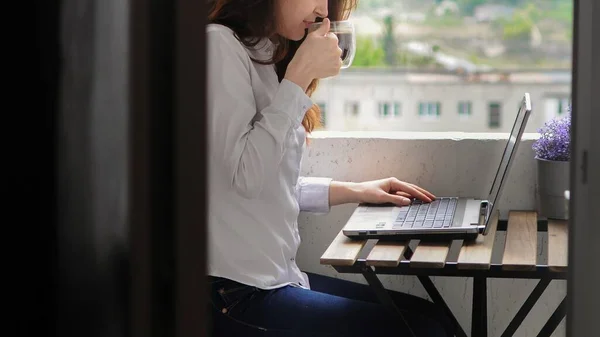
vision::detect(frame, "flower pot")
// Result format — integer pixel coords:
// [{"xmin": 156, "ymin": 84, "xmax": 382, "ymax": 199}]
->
[{"xmin": 536, "ymin": 157, "xmax": 570, "ymax": 219}]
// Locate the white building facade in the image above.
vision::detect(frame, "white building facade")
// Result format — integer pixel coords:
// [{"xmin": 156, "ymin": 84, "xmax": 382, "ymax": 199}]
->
[{"xmin": 311, "ymin": 69, "xmax": 571, "ymax": 133}]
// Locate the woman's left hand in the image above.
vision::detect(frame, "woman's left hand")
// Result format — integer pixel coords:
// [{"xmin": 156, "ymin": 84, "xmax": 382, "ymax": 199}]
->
[{"xmin": 355, "ymin": 177, "xmax": 436, "ymax": 206}]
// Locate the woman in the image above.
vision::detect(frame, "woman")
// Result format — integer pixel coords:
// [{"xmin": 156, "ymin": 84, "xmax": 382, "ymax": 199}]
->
[{"xmin": 207, "ymin": 0, "xmax": 455, "ymax": 336}]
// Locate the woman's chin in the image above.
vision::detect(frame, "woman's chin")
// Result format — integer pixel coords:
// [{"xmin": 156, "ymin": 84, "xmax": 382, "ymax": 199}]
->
[{"xmin": 283, "ymin": 29, "xmax": 308, "ymax": 42}]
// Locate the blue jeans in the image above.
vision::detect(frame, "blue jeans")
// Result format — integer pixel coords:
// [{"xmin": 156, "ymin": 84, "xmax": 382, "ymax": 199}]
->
[{"xmin": 208, "ymin": 273, "xmax": 455, "ymax": 337}]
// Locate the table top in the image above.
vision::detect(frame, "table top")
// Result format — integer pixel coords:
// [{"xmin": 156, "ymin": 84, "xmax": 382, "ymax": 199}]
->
[{"xmin": 320, "ymin": 211, "xmax": 568, "ymax": 272}]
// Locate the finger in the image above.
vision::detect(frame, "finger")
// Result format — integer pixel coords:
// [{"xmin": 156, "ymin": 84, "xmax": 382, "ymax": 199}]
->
[
  {"xmin": 382, "ymin": 193, "xmax": 412, "ymax": 207},
  {"xmin": 408, "ymin": 183, "xmax": 436, "ymax": 200},
  {"xmin": 314, "ymin": 18, "xmax": 330, "ymax": 35},
  {"xmin": 326, "ymin": 31, "xmax": 339, "ymax": 43},
  {"xmin": 391, "ymin": 179, "xmax": 431, "ymax": 203},
  {"xmin": 395, "ymin": 191, "xmax": 413, "ymax": 199}
]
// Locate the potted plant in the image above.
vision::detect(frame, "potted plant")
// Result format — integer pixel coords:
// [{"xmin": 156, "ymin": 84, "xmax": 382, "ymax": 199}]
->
[{"xmin": 532, "ymin": 109, "xmax": 571, "ymax": 220}]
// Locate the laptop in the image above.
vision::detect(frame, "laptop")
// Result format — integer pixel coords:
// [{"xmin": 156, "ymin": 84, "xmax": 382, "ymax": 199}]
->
[{"xmin": 342, "ymin": 93, "xmax": 533, "ymax": 241}]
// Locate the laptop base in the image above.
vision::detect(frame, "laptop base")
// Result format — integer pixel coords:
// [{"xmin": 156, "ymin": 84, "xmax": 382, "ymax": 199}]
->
[{"xmin": 343, "ymin": 231, "xmax": 479, "ymax": 242}]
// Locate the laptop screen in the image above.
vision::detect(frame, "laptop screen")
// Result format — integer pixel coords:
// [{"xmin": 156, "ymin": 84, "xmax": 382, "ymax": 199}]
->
[{"xmin": 485, "ymin": 93, "xmax": 532, "ymax": 227}]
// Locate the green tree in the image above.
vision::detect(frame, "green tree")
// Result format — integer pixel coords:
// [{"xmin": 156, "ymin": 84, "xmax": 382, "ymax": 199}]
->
[
  {"xmin": 352, "ymin": 36, "xmax": 386, "ymax": 67},
  {"xmin": 499, "ymin": 3, "xmax": 541, "ymax": 41},
  {"xmin": 455, "ymin": 0, "xmax": 486, "ymax": 15}
]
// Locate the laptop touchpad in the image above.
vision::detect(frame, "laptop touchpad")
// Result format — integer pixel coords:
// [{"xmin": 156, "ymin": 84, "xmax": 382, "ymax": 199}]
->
[
  {"xmin": 462, "ymin": 199, "xmax": 481, "ymax": 226},
  {"xmin": 345, "ymin": 205, "xmax": 395, "ymax": 230}
]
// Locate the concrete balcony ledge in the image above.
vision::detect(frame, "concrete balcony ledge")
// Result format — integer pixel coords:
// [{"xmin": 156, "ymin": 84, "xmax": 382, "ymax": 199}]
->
[
  {"xmin": 309, "ymin": 130, "xmax": 541, "ymax": 140},
  {"xmin": 302, "ymin": 131, "xmax": 540, "ymax": 220}
]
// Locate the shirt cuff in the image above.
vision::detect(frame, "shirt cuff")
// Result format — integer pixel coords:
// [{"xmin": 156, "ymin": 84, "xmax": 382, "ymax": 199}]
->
[
  {"xmin": 297, "ymin": 177, "xmax": 333, "ymax": 214},
  {"xmin": 271, "ymin": 79, "xmax": 314, "ymax": 129}
]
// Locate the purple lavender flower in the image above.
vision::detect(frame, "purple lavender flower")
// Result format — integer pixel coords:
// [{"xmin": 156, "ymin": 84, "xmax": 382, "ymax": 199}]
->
[{"xmin": 532, "ymin": 109, "xmax": 571, "ymax": 161}]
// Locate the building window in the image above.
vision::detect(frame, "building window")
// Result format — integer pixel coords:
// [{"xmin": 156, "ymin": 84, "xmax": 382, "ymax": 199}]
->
[
  {"xmin": 378, "ymin": 102, "xmax": 391, "ymax": 117},
  {"xmin": 379, "ymin": 102, "xmax": 401, "ymax": 118},
  {"xmin": 345, "ymin": 101, "xmax": 360, "ymax": 117},
  {"xmin": 488, "ymin": 102, "xmax": 501, "ymax": 129},
  {"xmin": 558, "ymin": 98, "xmax": 570, "ymax": 115},
  {"xmin": 458, "ymin": 101, "xmax": 472, "ymax": 118},
  {"xmin": 393, "ymin": 102, "xmax": 402, "ymax": 117},
  {"xmin": 418, "ymin": 102, "xmax": 441, "ymax": 119},
  {"xmin": 543, "ymin": 96, "xmax": 571, "ymax": 122},
  {"xmin": 317, "ymin": 102, "xmax": 327, "ymax": 127}
]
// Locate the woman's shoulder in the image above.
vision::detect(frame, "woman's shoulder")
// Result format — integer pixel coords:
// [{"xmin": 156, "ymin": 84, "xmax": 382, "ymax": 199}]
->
[
  {"xmin": 206, "ymin": 23, "xmax": 249, "ymax": 57},
  {"xmin": 207, "ymin": 24, "xmax": 240, "ymax": 46},
  {"xmin": 206, "ymin": 23, "xmax": 234, "ymax": 36}
]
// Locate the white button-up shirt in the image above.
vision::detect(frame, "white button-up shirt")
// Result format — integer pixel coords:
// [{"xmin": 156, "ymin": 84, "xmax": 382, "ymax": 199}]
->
[{"xmin": 206, "ymin": 23, "xmax": 332, "ymax": 290}]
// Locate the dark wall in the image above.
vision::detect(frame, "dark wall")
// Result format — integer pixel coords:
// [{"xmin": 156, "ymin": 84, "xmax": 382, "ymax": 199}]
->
[
  {"xmin": 57, "ymin": 0, "xmax": 130, "ymax": 336},
  {"xmin": 568, "ymin": 0, "xmax": 600, "ymax": 336},
  {"xmin": 28, "ymin": 0, "xmax": 61, "ymax": 335},
  {"xmin": 32, "ymin": 0, "xmax": 209, "ymax": 336}
]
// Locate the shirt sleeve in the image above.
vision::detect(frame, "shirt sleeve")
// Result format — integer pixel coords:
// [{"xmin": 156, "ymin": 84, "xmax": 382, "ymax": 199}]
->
[
  {"xmin": 295, "ymin": 176, "xmax": 333, "ymax": 214},
  {"xmin": 207, "ymin": 26, "xmax": 314, "ymax": 199}
]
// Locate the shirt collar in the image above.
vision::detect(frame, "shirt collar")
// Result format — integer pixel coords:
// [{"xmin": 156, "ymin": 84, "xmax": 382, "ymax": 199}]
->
[{"xmin": 245, "ymin": 36, "xmax": 277, "ymax": 59}]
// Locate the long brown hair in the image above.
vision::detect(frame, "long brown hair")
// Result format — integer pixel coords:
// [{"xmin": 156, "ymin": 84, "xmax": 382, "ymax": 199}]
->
[{"xmin": 208, "ymin": 0, "xmax": 358, "ymax": 133}]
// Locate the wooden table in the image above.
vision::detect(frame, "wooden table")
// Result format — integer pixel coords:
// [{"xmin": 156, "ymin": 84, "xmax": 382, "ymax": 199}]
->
[{"xmin": 320, "ymin": 211, "xmax": 568, "ymax": 337}]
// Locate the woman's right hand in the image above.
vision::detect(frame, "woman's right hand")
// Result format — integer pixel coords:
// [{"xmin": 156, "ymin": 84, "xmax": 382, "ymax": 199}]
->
[{"xmin": 284, "ymin": 18, "xmax": 343, "ymax": 91}]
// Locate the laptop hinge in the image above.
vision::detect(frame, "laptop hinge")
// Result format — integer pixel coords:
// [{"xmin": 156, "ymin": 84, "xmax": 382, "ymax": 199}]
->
[{"xmin": 477, "ymin": 200, "xmax": 491, "ymax": 234}]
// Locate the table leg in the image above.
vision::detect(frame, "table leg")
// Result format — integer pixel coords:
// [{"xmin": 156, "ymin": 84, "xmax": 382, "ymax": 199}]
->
[
  {"xmin": 536, "ymin": 296, "xmax": 566, "ymax": 337},
  {"xmin": 404, "ymin": 246, "xmax": 467, "ymax": 337},
  {"xmin": 501, "ymin": 279, "xmax": 551, "ymax": 337},
  {"xmin": 417, "ymin": 275, "xmax": 467, "ymax": 337},
  {"xmin": 361, "ymin": 265, "xmax": 418, "ymax": 337},
  {"xmin": 472, "ymin": 276, "xmax": 487, "ymax": 337}
]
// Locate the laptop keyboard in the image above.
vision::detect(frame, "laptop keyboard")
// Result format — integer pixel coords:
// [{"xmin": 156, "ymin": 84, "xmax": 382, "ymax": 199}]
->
[{"xmin": 393, "ymin": 197, "xmax": 458, "ymax": 229}]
